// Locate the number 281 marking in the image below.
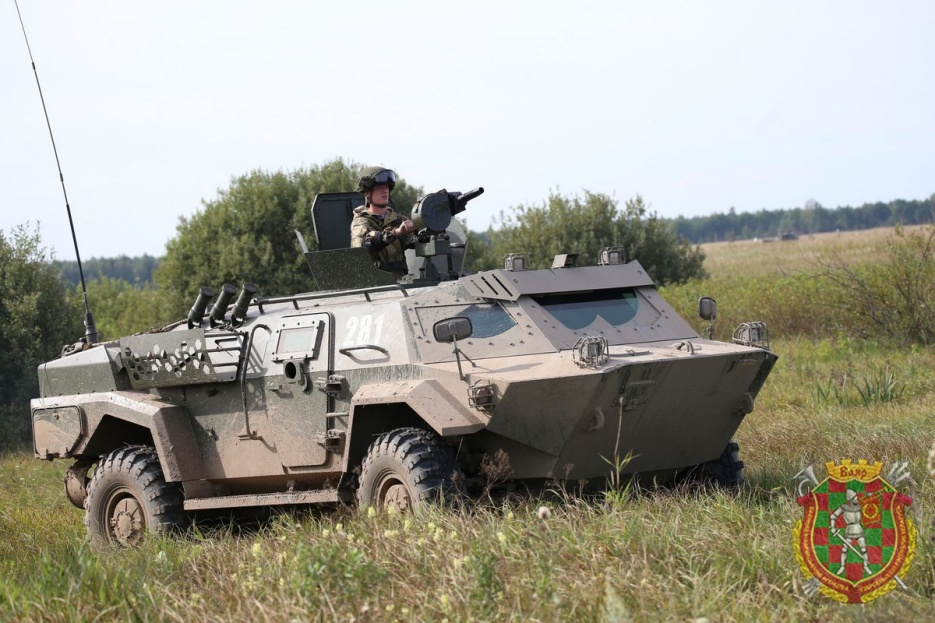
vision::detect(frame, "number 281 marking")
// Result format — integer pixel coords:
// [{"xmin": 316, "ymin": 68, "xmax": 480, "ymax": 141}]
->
[{"xmin": 342, "ymin": 314, "xmax": 385, "ymax": 347}]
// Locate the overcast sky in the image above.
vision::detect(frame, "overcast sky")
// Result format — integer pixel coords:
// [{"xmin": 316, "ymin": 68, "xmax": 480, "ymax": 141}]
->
[{"xmin": 3, "ymin": 1, "xmax": 933, "ymax": 260}]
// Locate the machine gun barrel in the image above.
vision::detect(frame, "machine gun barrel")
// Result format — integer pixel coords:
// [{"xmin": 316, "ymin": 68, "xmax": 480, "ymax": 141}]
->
[{"xmin": 453, "ymin": 187, "xmax": 484, "ymax": 215}]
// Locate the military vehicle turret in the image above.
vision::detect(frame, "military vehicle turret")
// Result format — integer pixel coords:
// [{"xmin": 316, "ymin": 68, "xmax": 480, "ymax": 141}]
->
[{"xmin": 31, "ymin": 185, "xmax": 777, "ymax": 544}]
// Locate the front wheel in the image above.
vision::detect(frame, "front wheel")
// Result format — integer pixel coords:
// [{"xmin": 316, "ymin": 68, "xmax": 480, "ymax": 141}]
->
[
  {"xmin": 357, "ymin": 427, "xmax": 461, "ymax": 512},
  {"xmin": 84, "ymin": 446, "xmax": 186, "ymax": 545}
]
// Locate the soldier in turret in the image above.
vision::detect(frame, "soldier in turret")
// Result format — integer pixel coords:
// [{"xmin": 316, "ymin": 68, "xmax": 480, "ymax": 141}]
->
[{"xmin": 350, "ymin": 167, "xmax": 416, "ymax": 277}]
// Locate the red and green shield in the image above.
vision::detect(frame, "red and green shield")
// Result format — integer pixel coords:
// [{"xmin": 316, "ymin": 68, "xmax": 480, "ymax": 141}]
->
[{"xmin": 793, "ymin": 470, "xmax": 915, "ymax": 603}]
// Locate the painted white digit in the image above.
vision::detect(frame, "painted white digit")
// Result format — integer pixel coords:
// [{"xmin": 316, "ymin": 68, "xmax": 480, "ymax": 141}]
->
[
  {"xmin": 372, "ymin": 314, "xmax": 385, "ymax": 344},
  {"xmin": 357, "ymin": 315, "xmax": 373, "ymax": 343},
  {"xmin": 343, "ymin": 316, "xmax": 359, "ymax": 347}
]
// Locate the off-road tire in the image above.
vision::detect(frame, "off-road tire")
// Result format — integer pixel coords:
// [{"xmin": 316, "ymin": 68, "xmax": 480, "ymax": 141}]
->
[
  {"xmin": 357, "ymin": 427, "xmax": 461, "ymax": 511},
  {"xmin": 699, "ymin": 441, "xmax": 744, "ymax": 489},
  {"xmin": 84, "ymin": 446, "xmax": 185, "ymax": 545},
  {"xmin": 64, "ymin": 458, "xmax": 95, "ymax": 509}
]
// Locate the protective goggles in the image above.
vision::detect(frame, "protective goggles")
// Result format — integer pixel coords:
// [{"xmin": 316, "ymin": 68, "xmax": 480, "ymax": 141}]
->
[{"xmin": 372, "ymin": 169, "xmax": 396, "ymax": 185}]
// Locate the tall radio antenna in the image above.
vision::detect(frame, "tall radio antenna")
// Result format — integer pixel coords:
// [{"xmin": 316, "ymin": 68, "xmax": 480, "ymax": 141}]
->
[{"xmin": 15, "ymin": 0, "xmax": 98, "ymax": 344}]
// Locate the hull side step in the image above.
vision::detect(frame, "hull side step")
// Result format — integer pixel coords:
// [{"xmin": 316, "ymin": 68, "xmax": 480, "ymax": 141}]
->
[{"xmin": 184, "ymin": 489, "xmax": 345, "ymax": 511}]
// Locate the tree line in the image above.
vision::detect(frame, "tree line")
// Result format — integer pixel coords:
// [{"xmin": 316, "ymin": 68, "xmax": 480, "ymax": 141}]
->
[
  {"xmin": 57, "ymin": 254, "xmax": 160, "ymax": 287},
  {"xmin": 672, "ymin": 197, "xmax": 933, "ymax": 243}
]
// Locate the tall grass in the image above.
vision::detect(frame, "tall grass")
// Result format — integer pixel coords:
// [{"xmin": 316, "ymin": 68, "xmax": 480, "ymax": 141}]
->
[{"xmin": 2, "ymin": 462, "xmax": 932, "ymax": 621}]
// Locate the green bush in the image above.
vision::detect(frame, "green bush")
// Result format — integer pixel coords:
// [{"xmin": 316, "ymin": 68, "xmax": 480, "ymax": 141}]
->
[
  {"xmin": 663, "ymin": 222, "xmax": 935, "ymax": 347},
  {"xmin": 819, "ymin": 223, "xmax": 935, "ymax": 345},
  {"xmin": 156, "ymin": 159, "xmax": 423, "ymax": 318},
  {"xmin": 468, "ymin": 193, "xmax": 706, "ymax": 286},
  {"xmin": 0, "ymin": 226, "xmax": 83, "ymax": 449},
  {"xmin": 85, "ymin": 277, "xmax": 172, "ymax": 340},
  {"xmin": 660, "ymin": 273, "xmax": 840, "ymax": 343}
]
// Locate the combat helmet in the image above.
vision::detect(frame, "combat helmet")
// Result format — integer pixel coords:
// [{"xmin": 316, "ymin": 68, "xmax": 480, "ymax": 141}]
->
[{"xmin": 357, "ymin": 166, "xmax": 397, "ymax": 192}]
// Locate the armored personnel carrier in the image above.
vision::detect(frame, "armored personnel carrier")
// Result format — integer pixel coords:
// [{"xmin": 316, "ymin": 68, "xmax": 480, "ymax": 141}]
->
[{"xmin": 32, "ymin": 186, "xmax": 776, "ymax": 544}]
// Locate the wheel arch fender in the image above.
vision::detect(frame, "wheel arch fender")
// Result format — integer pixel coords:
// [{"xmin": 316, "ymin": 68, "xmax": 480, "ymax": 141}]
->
[
  {"xmin": 350, "ymin": 378, "xmax": 485, "ymax": 435},
  {"xmin": 36, "ymin": 391, "xmax": 205, "ymax": 482},
  {"xmin": 346, "ymin": 379, "xmax": 485, "ymax": 469}
]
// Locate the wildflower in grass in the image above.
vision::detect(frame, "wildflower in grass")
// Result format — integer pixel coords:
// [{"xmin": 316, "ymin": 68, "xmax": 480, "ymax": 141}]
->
[
  {"xmin": 383, "ymin": 529, "xmax": 399, "ymax": 538},
  {"xmin": 385, "ymin": 604, "xmax": 394, "ymax": 612},
  {"xmin": 322, "ymin": 528, "xmax": 331, "ymax": 538},
  {"xmin": 387, "ymin": 505, "xmax": 396, "ymax": 516},
  {"xmin": 440, "ymin": 594, "xmax": 450, "ymax": 608},
  {"xmin": 507, "ymin": 511, "xmax": 514, "ymax": 520},
  {"xmin": 335, "ymin": 524, "xmax": 348, "ymax": 540},
  {"xmin": 497, "ymin": 531, "xmax": 507, "ymax": 544},
  {"xmin": 155, "ymin": 550, "xmax": 168, "ymax": 564},
  {"xmin": 404, "ymin": 518, "xmax": 412, "ymax": 531},
  {"xmin": 251, "ymin": 542, "xmax": 262, "ymax": 557}
]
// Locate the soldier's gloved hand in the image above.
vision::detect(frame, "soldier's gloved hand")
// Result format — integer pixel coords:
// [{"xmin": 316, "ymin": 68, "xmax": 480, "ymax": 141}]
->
[
  {"xmin": 394, "ymin": 219, "xmax": 415, "ymax": 237},
  {"xmin": 363, "ymin": 231, "xmax": 387, "ymax": 252}
]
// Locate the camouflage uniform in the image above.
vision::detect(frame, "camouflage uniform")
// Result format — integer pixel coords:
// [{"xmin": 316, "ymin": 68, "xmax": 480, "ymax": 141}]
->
[{"xmin": 350, "ymin": 205, "xmax": 415, "ymax": 277}]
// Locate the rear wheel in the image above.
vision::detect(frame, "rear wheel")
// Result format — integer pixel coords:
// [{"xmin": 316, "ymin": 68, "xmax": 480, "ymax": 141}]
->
[
  {"xmin": 698, "ymin": 441, "xmax": 744, "ymax": 489},
  {"xmin": 357, "ymin": 427, "xmax": 461, "ymax": 511},
  {"xmin": 84, "ymin": 446, "xmax": 185, "ymax": 545}
]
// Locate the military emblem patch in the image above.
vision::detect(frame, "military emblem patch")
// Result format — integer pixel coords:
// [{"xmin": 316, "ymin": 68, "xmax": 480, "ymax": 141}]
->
[{"xmin": 793, "ymin": 460, "xmax": 915, "ymax": 603}]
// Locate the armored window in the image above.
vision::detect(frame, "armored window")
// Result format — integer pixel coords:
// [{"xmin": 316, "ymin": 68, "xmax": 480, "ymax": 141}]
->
[
  {"xmin": 414, "ymin": 303, "xmax": 517, "ymax": 340},
  {"xmin": 532, "ymin": 289, "xmax": 638, "ymax": 331},
  {"xmin": 272, "ymin": 319, "xmax": 325, "ymax": 362},
  {"xmin": 459, "ymin": 304, "xmax": 517, "ymax": 338}
]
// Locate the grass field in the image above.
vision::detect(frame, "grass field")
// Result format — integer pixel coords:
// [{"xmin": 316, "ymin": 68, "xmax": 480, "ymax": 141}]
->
[
  {"xmin": 2, "ymin": 226, "xmax": 934, "ymax": 622},
  {"xmin": 697, "ymin": 226, "xmax": 921, "ymax": 278}
]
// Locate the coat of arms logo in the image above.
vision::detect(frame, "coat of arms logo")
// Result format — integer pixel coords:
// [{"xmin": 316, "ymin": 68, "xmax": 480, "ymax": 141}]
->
[{"xmin": 792, "ymin": 459, "xmax": 915, "ymax": 603}]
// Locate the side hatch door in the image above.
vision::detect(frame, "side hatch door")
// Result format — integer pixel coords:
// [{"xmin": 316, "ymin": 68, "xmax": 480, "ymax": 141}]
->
[{"xmin": 266, "ymin": 312, "xmax": 333, "ymax": 467}]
